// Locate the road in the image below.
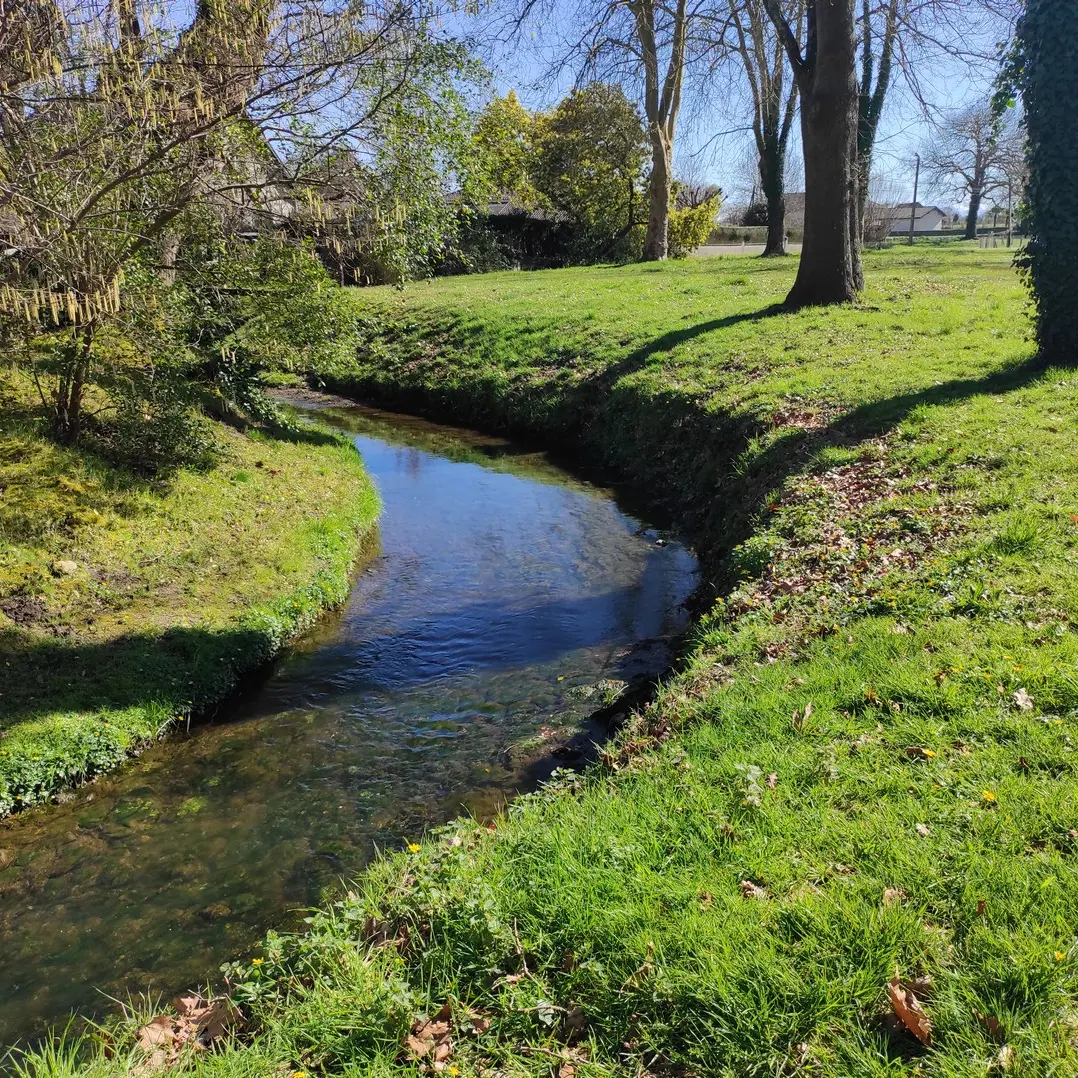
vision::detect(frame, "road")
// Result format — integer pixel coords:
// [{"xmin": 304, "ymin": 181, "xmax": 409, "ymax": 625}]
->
[{"xmin": 691, "ymin": 243, "xmax": 803, "ymax": 257}]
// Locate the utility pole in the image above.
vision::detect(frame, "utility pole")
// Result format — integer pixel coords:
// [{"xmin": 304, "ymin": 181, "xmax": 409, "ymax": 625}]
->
[
  {"xmin": 1006, "ymin": 179, "xmax": 1014, "ymax": 247},
  {"xmin": 908, "ymin": 154, "xmax": 920, "ymax": 246}
]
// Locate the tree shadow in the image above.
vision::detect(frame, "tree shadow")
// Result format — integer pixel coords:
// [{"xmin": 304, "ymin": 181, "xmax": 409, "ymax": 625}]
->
[
  {"xmin": 685, "ymin": 352, "xmax": 1049, "ymax": 577},
  {"xmin": 587, "ymin": 304, "xmax": 788, "ymax": 392}
]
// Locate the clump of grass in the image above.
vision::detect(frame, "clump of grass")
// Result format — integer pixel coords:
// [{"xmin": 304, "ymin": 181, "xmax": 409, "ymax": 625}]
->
[{"xmin": 991, "ymin": 514, "xmax": 1042, "ymax": 556}]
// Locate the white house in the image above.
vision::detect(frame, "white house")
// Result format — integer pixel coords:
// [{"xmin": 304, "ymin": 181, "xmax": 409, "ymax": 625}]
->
[{"xmin": 888, "ymin": 203, "xmax": 950, "ymax": 234}]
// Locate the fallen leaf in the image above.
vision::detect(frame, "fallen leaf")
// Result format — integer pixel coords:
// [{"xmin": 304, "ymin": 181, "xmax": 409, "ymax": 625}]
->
[
  {"xmin": 196, "ymin": 1000, "xmax": 241, "ymax": 1044},
  {"xmin": 888, "ymin": 976, "xmax": 933, "ymax": 1046},
  {"xmin": 915, "ymin": 823, "xmax": 931, "ymax": 837},
  {"xmin": 996, "ymin": 1045, "xmax": 1015, "ymax": 1071},
  {"xmin": 740, "ymin": 880, "xmax": 767, "ymax": 900},
  {"xmin": 406, "ymin": 1034, "xmax": 433, "ymax": 1059},
  {"xmin": 559, "ymin": 1065, "xmax": 576, "ymax": 1078},
  {"xmin": 977, "ymin": 899, "xmax": 987, "ymax": 916},
  {"xmin": 137, "ymin": 1016, "xmax": 176, "ymax": 1051},
  {"xmin": 1013, "ymin": 688, "xmax": 1034, "ymax": 710},
  {"xmin": 976, "ymin": 1011, "xmax": 1001, "ymax": 1036},
  {"xmin": 766, "ymin": 772, "xmax": 778, "ymax": 789},
  {"xmin": 882, "ymin": 888, "xmax": 907, "ymax": 907}
]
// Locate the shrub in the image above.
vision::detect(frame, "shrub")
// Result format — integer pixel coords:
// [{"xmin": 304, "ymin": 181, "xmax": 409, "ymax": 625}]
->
[{"xmin": 669, "ymin": 197, "xmax": 721, "ymax": 258}]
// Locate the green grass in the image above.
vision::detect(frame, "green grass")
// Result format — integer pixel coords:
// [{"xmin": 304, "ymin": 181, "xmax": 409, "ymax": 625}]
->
[
  {"xmin": 13, "ymin": 245, "xmax": 1078, "ymax": 1076},
  {"xmin": 0, "ymin": 375, "xmax": 380, "ymax": 815}
]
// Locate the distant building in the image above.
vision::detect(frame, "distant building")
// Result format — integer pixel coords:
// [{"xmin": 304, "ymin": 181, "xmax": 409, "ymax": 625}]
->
[{"xmin": 888, "ymin": 203, "xmax": 949, "ymax": 234}]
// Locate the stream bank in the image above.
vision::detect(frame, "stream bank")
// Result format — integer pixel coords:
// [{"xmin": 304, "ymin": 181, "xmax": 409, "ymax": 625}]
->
[
  {"xmin": 0, "ymin": 407, "xmax": 380, "ymax": 819},
  {"xmin": 0, "ymin": 397, "xmax": 697, "ymax": 1045}
]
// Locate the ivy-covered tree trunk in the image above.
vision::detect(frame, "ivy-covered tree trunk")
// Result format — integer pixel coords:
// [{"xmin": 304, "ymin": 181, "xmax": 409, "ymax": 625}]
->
[
  {"xmin": 1019, "ymin": 0, "xmax": 1077, "ymax": 362},
  {"xmin": 758, "ymin": 128, "xmax": 787, "ymax": 256},
  {"xmin": 964, "ymin": 180, "xmax": 983, "ymax": 240}
]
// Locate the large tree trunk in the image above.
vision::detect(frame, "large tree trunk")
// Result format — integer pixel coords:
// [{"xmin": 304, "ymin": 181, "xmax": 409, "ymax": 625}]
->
[
  {"xmin": 759, "ymin": 134, "xmax": 787, "ymax": 256},
  {"xmin": 642, "ymin": 128, "xmax": 672, "ymax": 261},
  {"xmin": 787, "ymin": 40, "xmax": 861, "ymax": 305},
  {"xmin": 964, "ymin": 181, "xmax": 982, "ymax": 239},
  {"xmin": 771, "ymin": 0, "xmax": 861, "ymax": 308}
]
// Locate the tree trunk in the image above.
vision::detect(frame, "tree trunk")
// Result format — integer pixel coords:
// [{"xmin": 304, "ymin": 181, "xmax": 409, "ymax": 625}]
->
[
  {"xmin": 778, "ymin": 0, "xmax": 861, "ymax": 307},
  {"xmin": 158, "ymin": 231, "xmax": 181, "ymax": 286},
  {"xmin": 849, "ymin": 183, "xmax": 864, "ymax": 289},
  {"xmin": 759, "ymin": 135, "xmax": 787, "ymax": 256},
  {"xmin": 642, "ymin": 129, "xmax": 671, "ymax": 261},
  {"xmin": 787, "ymin": 42, "xmax": 861, "ymax": 304},
  {"xmin": 1020, "ymin": 0, "xmax": 1078, "ymax": 362},
  {"xmin": 53, "ymin": 324, "xmax": 94, "ymax": 443},
  {"xmin": 964, "ymin": 183, "xmax": 982, "ymax": 239}
]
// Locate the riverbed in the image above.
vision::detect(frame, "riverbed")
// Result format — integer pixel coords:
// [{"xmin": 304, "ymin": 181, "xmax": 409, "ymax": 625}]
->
[{"xmin": 0, "ymin": 400, "xmax": 697, "ymax": 1045}]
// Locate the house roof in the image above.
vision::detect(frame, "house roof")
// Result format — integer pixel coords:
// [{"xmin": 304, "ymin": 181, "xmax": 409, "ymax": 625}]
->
[{"xmin": 890, "ymin": 202, "xmax": 949, "ymax": 219}]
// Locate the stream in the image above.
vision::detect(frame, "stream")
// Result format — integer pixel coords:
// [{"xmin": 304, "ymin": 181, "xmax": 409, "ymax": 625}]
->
[{"xmin": 0, "ymin": 398, "xmax": 698, "ymax": 1046}]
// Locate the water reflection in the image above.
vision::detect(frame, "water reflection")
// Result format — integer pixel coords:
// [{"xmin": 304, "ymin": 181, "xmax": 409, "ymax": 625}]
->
[{"xmin": 0, "ymin": 400, "xmax": 697, "ymax": 1044}]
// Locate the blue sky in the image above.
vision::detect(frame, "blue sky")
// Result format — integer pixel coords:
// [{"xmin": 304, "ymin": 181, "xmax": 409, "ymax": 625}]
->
[{"xmin": 446, "ymin": 1, "xmax": 1017, "ymax": 215}]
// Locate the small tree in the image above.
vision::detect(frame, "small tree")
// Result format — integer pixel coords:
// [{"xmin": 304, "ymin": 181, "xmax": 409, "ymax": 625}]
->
[
  {"xmin": 0, "ymin": 0, "xmax": 478, "ymax": 442},
  {"xmin": 534, "ymin": 84, "xmax": 649, "ymax": 262},
  {"xmin": 473, "ymin": 91, "xmax": 547, "ymax": 211},
  {"xmin": 668, "ymin": 192, "xmax": 721, "ymax": 256},
  {"xmin": 728, "ymin": 0, "xmax": 802, "ymax": 256}
]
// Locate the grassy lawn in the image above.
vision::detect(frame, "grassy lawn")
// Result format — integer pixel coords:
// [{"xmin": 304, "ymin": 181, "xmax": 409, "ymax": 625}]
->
[
  {"xmin": 16, "ymin": 245, "xmax": 1078, "ymax": 1076},
  {"xmin": 0, "ymin": 376, "xmax": 379, "ymax": 815}
]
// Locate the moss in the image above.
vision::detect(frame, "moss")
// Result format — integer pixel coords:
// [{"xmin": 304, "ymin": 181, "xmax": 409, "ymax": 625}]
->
[{"xmin": 0, "ymin": 378, "xmax": 380, "ymax": 815}]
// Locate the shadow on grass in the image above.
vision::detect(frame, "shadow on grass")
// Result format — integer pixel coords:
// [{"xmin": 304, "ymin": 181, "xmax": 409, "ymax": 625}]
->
[
  {"xmin": 0, "ymin": 624, "xmax": 275, "ymax": 734},
  {"xmin": 683, "ymin": 352, "xmax": 1049, "ymax": 577}
]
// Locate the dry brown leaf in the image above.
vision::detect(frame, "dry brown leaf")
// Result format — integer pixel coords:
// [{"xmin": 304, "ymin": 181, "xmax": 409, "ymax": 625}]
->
[
  {"xmin": 976, "ymin": 1011, "xmax": 1002, "ymax": 1036},
  {"xmin": 1013, "ymin": 688, "xmax": 1034, "ymax": 711},
  {"xmin": 996, "ymin": 1045, "xmax": 1015, "ymax": 1071},
  {"xmin": 433, "ymin": 1040, "xmax": 453, "ymax": 1063},
  {"xmin": 406, "ymin": 1034, "xmax": 433, "ymax": 1059},
  {"xmin": 559, "ymin": 1065, "xmax": 577, "ymax": 1078},
  {"xmin": 882, "ymin": 888, "xmax": 907, "ymax": 907},
  {"xmin": 887, "ymin": 976, "xmax": 933, "ymax": 1045},
  {"xmin": 740, "ymin": 880, "xmax": 767, "ymax": 900},
  {"xmin": 766, "ymin": 772, "xmax": 778, "ymax": 789},
  {"xmin": 915, "ymin": 823, "xmax": 931, "ymax": 838},
  {"xmin": 137, "ymin": 1016, "xmax": 176, "ymax": 1051}
]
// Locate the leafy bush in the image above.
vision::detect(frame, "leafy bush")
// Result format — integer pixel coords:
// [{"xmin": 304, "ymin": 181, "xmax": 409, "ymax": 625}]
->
[{"xmin": 669, "ymin": 196, "xmax": 721, "ymax": 258}]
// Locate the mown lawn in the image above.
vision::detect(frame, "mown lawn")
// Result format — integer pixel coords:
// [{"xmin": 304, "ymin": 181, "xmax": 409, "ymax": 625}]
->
[
  {"xmin": 16, "ymin": 246, "xmax": 1078, "ymax": 1076},
  {"xmin": 0, "ymin": 376, "xmax": 379, "ymax": 815}
]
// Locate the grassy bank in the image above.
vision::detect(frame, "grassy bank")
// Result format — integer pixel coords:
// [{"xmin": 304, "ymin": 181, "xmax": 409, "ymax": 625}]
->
[
  {"xmin": 0, "ymin": 378, "xmax": 379, "ymax": 816},
  {"xmin": 16, "ymin": 246, "xmax": 1078, "ymax": 1076}
]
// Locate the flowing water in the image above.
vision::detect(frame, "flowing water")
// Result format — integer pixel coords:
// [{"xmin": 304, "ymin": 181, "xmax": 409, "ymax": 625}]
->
[{"xmin": 0, "ymin": 399, "xmax": 697, "ymax": 1046}]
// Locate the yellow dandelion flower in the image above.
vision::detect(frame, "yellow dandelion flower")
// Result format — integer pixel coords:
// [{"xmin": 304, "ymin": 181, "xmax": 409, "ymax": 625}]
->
[
  {"xmin": 408, "ymin": 843, "xmax": 422, "ymax": 853},
  {"xmin": 251, "ymin": 957, "xmax": 264, "ymax": 966},
  {"xmin": 924, "ymin": 749, "xmax": 937, "ymax": 758},
  {"xmin": 982, "ymin": 790, "xmax": 997, "ymax": 803},
  {"xmin": 1055, "ymin": 951, "xmax": 1066, "ymax": 962}
]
